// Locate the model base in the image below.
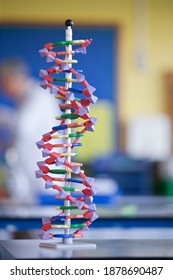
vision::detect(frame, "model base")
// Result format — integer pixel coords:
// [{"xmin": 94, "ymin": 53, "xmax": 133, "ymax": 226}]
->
[{"xmin": 39, "ymin": 241, "xmax": 96, "ymax": 250}]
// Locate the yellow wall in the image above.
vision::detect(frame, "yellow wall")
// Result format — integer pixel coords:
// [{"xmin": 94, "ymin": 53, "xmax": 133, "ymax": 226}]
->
[{"xmin": 1, "ymin": 0, "xmax": 173, "ymax": 127}]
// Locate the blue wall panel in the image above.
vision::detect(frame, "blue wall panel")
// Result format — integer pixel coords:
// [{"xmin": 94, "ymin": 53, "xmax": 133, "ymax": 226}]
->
[{"xmin": 0, "ymin": 25, "xmax": 117, "ymax": 106}]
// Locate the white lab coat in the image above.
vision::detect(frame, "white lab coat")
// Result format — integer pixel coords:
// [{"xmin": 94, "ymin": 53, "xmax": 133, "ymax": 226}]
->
[{"xmin": 2, "ymin": 78, "xmax": 59, "ymax": 204}]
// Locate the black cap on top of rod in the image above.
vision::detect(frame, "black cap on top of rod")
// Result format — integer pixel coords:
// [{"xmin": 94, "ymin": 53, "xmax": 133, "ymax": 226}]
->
[{"xmin": 65, "ymin": 19, "xmax": 74, "ymax": 27}]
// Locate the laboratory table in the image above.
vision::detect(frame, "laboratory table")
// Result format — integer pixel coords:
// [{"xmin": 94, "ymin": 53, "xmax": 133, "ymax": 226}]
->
[
  {"xmin": 0, "ymin": 239, "xmax": 173, "ymax": 259},
  {"xmin": 1, "ymin": 196, "xmax": 173, "ymax": 229}
]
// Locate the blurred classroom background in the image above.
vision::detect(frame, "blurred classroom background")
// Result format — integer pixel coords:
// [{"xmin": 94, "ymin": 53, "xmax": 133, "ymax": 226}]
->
[{"xmin": 1, "ymin": 0, "xmax": 173, "ymax": 240}]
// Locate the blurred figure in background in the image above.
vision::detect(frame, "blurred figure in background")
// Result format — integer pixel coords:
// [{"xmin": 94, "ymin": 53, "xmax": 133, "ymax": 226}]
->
[
  {"xmin": 0, "ymin": 58, "xmax": 57, "ymax": 203},
  {"xmin": 0, "ymin": 106, "xmax": 15, "ymax": 199}
]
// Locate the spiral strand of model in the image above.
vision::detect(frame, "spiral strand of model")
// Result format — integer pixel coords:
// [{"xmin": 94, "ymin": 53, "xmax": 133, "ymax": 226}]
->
[{"xmin": 35, "ymin": 20, "xmax": 99, "ymax": 244}]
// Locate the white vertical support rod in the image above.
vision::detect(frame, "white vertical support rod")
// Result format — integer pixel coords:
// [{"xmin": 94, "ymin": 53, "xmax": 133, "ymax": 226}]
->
[{"xmin": 63, "ymin": 23, "xmax": 73, "ymax": 244}]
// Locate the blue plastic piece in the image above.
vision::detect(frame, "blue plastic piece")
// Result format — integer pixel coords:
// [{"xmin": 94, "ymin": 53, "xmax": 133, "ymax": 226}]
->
[
  {"xmin": 53, "ymin": 234, "xmax": 74, "ymax": 238},
  {"xmin": 72, "ymin": 143, "xmax": 82, "ymax": 147},
  {"xmin": 67, "ymin": 178, "xmax": 83, "ymax": 184},
  {"xmin": 52, "ymin": 125, "xmax": 67, "ymax": 131},
  {"xmin": 60, "ymin": 108, "xmax": 76, "ymax": 113},
  {"xmin": 69, "ymin": 87, "xmax": 82, "ymax": 93}
]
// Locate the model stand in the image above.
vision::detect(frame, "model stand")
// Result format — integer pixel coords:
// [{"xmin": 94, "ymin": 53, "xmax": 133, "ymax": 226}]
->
[{"xmin": 35, "ymin": 19, "xmax": 98, "ymax": 249}]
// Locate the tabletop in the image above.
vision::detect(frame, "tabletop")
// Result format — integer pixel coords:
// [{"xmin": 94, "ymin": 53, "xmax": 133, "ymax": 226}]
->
[{"xmin": 1, "ymin": 239, "xmax": 173, "ymax": 259}]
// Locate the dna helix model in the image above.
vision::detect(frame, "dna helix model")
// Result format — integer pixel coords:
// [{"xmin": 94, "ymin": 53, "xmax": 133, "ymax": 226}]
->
[{"xmin": 35, "ymin": 19, "xmax": 98, "ymax": 244}]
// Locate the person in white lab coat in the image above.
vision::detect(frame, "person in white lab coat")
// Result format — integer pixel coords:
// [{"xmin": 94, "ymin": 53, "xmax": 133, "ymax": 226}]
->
[{"xmin": 0, "ymin": 58, "xmax": 58, "ymax": 203}]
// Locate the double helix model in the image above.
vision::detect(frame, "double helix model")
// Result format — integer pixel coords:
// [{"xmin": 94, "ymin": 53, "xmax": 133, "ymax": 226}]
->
[{"xmin": 35, "ymin": 19, "xmax": 98, "ymax": 244}]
